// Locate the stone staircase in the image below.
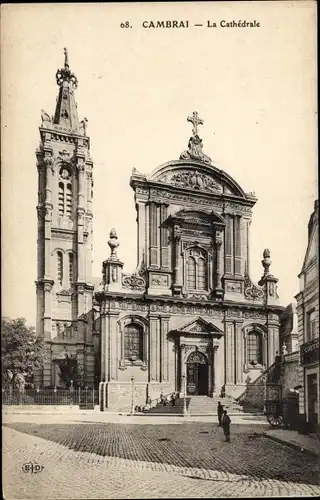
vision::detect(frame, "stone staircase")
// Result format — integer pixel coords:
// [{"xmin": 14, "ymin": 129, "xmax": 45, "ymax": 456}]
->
[{"xmin": 143, "ymin": 395, "xmax": 245, "ymax": 416}]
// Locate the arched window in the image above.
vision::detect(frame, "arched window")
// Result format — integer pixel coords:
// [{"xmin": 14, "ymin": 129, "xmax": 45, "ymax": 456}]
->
[
  {"xmin": 57, "ymin": 251, "xmax": 63, "ymax": 286},
  {"xmin": 58, "ymin": 182, "xmax": 64, "ymax": 216},
  {"xmin": 66, "ymin": 183, "xmax": 72, "ymax": 216},
  {"xmin": 197, "ymin": 257, "xmax": 207, "ymax": 290},
  {"xmin": 187, "ymin": 257, "xmax": 196, "ymax": 289},
  {"xmin": 186, "ymin": 247, "xmax": 208, "ymax": 291},
  {"xmin": 124, "ymin": 324, "xmax": 143, "ymax": 362},
  {"xmin": 68, "ymin": 253, "xmax": 74, "ymax": 284},
  {"xmin": 58, "ymin": 167, "xmax": 72, "ymax": 217},
  {"xmin": 247, "ymin": 331, "xmax": 263, "ymax": 366}
]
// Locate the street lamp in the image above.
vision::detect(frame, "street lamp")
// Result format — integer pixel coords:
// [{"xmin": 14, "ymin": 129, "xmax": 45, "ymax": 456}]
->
[
  {"xmin": 130, "ymin": 376, "xmax": 135, "ymax": 415},
  {"xmin": 182, "ymin": 374, "xmax": 188, "ymax": 417}
]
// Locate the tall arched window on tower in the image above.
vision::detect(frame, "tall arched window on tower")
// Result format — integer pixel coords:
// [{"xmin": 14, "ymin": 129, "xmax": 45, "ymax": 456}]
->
[
  {"xmin": 58, "ymin": 167, "xmax": 73, "ymax": 217},
  {"xmin": 186, "ymin": 247, "xmax": 208, "ymax": 291},
  {"xmin": 57, "ymin": 251, "xmax": 63, "ymax": 286},
  {"xmin": 124, "ymin": 324, "xmax": 143, "ymax": 362},
  {"xmin": 68, "ymin": 253, "xmax": 74, "ymax": 285}
]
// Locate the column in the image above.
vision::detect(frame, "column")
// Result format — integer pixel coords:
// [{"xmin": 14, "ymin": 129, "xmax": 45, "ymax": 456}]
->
[
  {"xmin": 43, "ymin": 282, "xmax": 53, "ymax": 340},
  {"xmin": 234, "ymin": 215, "xmax": 242, "ymax": 275},
  {"xmin": 44, "ymin": 159, "xmax": 53, "ymax": 279},
  {"xmin": 149, "ymin": 315, "xmax": 160, "ymax": 381},
  {"xmin": 137, "ymin": 201, "xmax": 146, "ymax": 267},
  {"xmin": 160, "ymin": 204, "xmax": 169, "ymax": 268},
  {"xmin": 268, "ymin": 327, "xmax": 275, "ymax": 366},
  {"xmin": 211, "ymin": 344, "xmax": 219, "ymax": 394},
  {"xmin": 149, "ymin": 203, "xmax": 159, "ymax": 267},
  {"xmin": 103, "ymin": 313, "xmax": 110, "ymax": 381},
  {"xmin": 77, "ymin": 164, "xmax": 85, "ymax": 283},
  {"xmin": 225, "ymin": 215, "xmax": 234, "ymax": 274},
  {"xmin": 109, "ymin": 313, "xmax": 119, "ymax": 381},
  {"xmin": 225, "ymin": 321, "xmax": 235, "ymax": 384},
  {"xmin": 246, "ymin": 220, "xmax": 251, "ymax": 274},
  {"xmin": 160, "ymin": 315, "xmax": 170, "ymax": 382},
  {"xmin": 174, "ymin": 226, "xmax": 183, "ymax": 288},
  {"xmin": 215, "ymin": 230, "xmax": 223, "ymax": 289},
  {"xmin": 180, "ymin": 344, "xmax": 187, "ymax": 392},
  {"xmin": 235, "ymin": 321, "xmax": 244, "ymax": 383}
]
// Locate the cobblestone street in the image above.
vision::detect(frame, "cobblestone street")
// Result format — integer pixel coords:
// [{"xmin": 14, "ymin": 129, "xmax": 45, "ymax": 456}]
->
[{"xmin": 3, "ymin": 420, "xmax": 320, "ymax": 498}]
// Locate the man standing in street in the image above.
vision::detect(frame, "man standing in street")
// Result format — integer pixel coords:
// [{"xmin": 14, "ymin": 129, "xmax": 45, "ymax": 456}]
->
[
  {"xmin": 222, "ymin": 410, "xmax": 231, "ymax": 442},
  {"xmin": 217, "ymin": 401, "xmax": 223, "ymax": 426}
]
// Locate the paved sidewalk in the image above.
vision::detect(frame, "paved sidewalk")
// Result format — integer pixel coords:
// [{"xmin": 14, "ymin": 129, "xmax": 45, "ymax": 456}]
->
[{"xmin": 263, "ymin": 429, "xmax": 320, "ymax": 457}]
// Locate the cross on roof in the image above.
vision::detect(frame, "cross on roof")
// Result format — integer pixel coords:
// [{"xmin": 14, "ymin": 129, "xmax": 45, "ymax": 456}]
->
[
  {"xmin": 187, "ymin": 111, "xmax": 204, "ymax": 136},
  {"xmin": 64, "ymin": 47, "xmax": 69, "ymax": 69}
]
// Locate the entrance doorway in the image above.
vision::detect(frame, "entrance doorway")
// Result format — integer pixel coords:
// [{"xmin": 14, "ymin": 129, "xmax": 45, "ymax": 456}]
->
[{"xmin": 186, "ymin": 351, "xmax": 208, "ymax": 395}]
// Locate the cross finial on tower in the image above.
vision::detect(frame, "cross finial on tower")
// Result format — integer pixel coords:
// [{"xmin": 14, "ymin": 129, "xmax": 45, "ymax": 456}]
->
[
  {"xmin": 64, "ymin": 47, "xmax": 69, "ymax": 69},
  {"xmin": 187, "ymin": 111, "xmax": 204, "ymax": 136}
]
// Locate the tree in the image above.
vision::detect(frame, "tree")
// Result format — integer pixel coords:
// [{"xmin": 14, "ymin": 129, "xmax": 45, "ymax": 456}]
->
[{"xmin": 1, "ymin": 317, "xmax": 45, "ymax": 389}]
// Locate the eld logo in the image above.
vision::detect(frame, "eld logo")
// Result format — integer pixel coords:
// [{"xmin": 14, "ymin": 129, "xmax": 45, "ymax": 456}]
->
[{"xmin": 22, "ymin": 462, "xmax": 44, "ymax": 474}]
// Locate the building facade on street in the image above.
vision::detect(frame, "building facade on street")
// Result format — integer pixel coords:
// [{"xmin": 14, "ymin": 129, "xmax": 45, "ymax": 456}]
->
[
  {"xmin": 36, "ymin": 52, "xmax": 284, "ymax": 410},
  {"xmin": 296, "ymin": 200, "xmax": 319, "ymax": 428},
  {"xmin": 279, "ymin": 303, "xmax": 299, "ymax": 354}
]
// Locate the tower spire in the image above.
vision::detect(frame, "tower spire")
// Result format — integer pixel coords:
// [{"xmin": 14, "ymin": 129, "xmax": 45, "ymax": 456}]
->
[{"xmin": 53, "ymin": 48, "xmax": 79, "ymax": 131}]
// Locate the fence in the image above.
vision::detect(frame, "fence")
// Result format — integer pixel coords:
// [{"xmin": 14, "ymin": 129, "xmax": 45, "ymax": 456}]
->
[{"xmin": 2, "ymin": 389, "xmax": 99, "ymax": 409}]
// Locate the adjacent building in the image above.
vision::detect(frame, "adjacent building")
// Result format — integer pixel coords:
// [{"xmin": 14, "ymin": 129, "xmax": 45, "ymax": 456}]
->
[{"xmin": 296, "ymin": 200, "xmax": 319, "ymax": 428}]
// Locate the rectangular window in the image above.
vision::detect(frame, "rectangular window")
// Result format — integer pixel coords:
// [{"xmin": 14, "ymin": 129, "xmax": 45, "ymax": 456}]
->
[{"xmin": 306, "ymin": 310, "xmax": 317, "ymax": 341}]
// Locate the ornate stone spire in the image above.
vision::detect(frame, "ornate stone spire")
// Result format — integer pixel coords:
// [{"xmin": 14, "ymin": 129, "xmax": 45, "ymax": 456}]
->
[
  {"xmin": 180, "ymin": 111, "xmax": 212, "ymax": 164},
  {"xmin": 53, "ymin": 48, "xmax": 80, "ymax": 131}
]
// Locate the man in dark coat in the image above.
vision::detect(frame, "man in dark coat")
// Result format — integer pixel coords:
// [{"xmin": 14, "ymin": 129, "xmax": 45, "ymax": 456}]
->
[
  {"xmin": 222, "ymin": 410, "xmax": 231, "ymax": 442},
  {"xmin": 217, "ymin": 401, "xmax": 224, "ymax": 426}
]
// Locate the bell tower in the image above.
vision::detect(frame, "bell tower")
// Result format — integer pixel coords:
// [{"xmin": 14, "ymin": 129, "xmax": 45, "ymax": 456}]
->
[{"xmin": 35, "ymin": 49, "xmax": 95, "ymax": 387}]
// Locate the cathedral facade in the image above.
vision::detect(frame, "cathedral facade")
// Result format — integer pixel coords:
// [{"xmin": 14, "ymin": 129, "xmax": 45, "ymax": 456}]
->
[{"xmin": 36, "ymin": 52, "xmax": 283, "ymax": 410}]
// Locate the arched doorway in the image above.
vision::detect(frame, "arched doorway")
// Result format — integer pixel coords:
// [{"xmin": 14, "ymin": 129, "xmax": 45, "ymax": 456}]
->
[{"xmin": 186, "ymin": 351, "xmax": 208, "ymax": 395}]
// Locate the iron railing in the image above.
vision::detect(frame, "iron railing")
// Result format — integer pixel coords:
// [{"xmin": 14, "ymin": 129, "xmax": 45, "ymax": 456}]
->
[{"xmin": 2, "ymin": 389, "xmax": 99, "ymax": 408}]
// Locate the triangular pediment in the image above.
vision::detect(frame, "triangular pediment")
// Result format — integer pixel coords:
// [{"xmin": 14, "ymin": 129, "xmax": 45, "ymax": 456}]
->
[{"xmin": 176, "ymin": 317, "xmax": 224, "ymax": 337}]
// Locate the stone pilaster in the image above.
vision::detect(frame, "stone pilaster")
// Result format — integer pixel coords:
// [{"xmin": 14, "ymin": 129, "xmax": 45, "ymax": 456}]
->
[
  {"xmin": 137, "ymin": 201, "xmax": 146, "ymax": 267},
  {"xmin": 173, "ymin": 225, "xmax": 183, "ymax": 295},
  {"xmin": 225, "ymin": 320, "xmax": 235, "ymax": 384},
  {"xmin": 224, "ymin": 215, "xmax": 233, "ymax": 275},
  {"xmin": 160, "ymin": 315, "xmax": 170, "ymax": 382},
  {"xmin": 149, "ymin": 203, "xmax": 159, "ymax": 267},
  {"xmin": 160, "ymin": 204, "xmax": 169, "ymax": 268},
  {"xmin": 43, "ymin": 280, "xmax": 53, "ymax": 340},
  {"xmin": 235, "ymin": 320, "xmax": 244, "ymax": 383},
  {"xmin": 149, "ymin": 315, "xmax": 160, "ymax": 382},
  {"xmin": 109, "ymin": 312, "xmax": 119, "ymax": 381},
  {"xmin": 100, "ymin": 309, "xmax": 106, "ymax": 381},
  {"xmin": 234, "ymin": 215, "xmax": 242, "ymax": 275},
  {"xmin": 214, "ymin": 229, "xmax": 224, "ymax": 299}
]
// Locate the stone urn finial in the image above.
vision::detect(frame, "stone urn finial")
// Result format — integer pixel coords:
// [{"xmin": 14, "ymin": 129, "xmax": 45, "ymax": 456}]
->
[
  {"xmin": 262, "ymin": 248, "xmax": 272, "ymax": 275},
  {"xmin": 108, "ymin": 228, "xmax": 119, "ymax": 260}
]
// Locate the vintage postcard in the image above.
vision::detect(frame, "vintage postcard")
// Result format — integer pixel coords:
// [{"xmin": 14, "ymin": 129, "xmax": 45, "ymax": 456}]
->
[{"xmin": 1, "ymin": 1, "xmax": 319, "ymax": 499}]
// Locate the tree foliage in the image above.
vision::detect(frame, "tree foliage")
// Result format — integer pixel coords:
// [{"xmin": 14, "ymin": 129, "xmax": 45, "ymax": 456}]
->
[
  {"xmin": 1, "ymin": 317, "xmax": 45, "ymax": 386},
  {"xmin": 58, "ymin": 354, "xmax": 84, "ymax": 388}
]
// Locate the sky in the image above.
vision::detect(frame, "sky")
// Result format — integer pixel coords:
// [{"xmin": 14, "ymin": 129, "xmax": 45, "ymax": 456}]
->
[{"xmin": 1, "ymin": 2, "xmax": 317, "ymax": 327}]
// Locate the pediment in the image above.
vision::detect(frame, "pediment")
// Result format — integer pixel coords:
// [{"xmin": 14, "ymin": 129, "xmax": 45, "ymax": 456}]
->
[
  {"xmin": 170, "ymin": 209, "xmax": 226, "ymax": 227},
  {"xmin": 174, "ymin": 317, "xmax": 224, "ymax": 338},
  {"xmin": 147, "ymin": 161, "xmax": 247, "ymax": 199}
]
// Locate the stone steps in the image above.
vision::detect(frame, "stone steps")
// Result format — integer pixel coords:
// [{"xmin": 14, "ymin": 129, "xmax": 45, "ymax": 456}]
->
[{"xmin": 143, "ymin": 396, "xmax": 245, "ymax": 416}]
